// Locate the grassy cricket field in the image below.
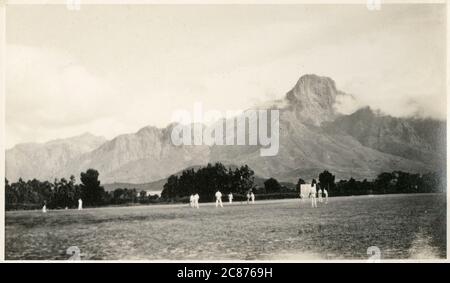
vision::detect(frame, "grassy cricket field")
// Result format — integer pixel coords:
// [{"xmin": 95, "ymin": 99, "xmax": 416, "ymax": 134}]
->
[{"xmin": 5, "ymin": 193, "xmax": 446, "ymax": 260}]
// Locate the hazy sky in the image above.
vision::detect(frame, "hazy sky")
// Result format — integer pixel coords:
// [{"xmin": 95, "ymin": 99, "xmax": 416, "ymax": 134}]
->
[{"xmin": 6, "ymin": 4, "xmax": 446, "ymax": 148}]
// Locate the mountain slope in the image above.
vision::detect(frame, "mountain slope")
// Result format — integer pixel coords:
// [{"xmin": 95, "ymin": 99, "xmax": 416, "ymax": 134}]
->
[
  {"xmin": 6, "ymin": 74, "xmax": 445, "ymax": 184},
  {"xmin": 64, "ymin": 126, "xmax": 210, "ymax": 183},
  {"xmin": 6, "ymin": 133, "xmax": 106, "ymax": 181},
  {"xmin": 323, "ymin": 107, "xmax": 446, "ymax": 166}
]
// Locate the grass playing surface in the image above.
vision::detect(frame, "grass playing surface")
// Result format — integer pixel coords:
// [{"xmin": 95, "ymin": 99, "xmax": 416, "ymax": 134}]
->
[{"xmin": 5, "ymin": 193, "xmax": 446, "ymax": 260}]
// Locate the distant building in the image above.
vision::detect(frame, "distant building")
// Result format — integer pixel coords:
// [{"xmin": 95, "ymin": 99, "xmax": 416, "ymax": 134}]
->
[{"xmin": 145, "ymin": 190, "xmax": 162, "ymax": 197}]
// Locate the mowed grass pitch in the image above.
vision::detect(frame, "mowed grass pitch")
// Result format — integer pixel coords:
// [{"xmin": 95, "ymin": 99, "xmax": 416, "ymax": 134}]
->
[{"xmin": 5, "ymin": 193, "xmax": 446, "ymax": 260}]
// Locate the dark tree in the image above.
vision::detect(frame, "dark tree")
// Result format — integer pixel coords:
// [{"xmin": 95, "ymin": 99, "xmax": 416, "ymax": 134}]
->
[
  {"xmin": 319, "ymin": 170, "xmax": 335, "ymax": 194},
  {"xmin": 80, "ymin": 169, "xmax": 105, "ymax": 206},
  {"xmin": 264, "ymin": 178, "xmax": 282, "ymax": 193},
  {"xmin": 374, "ymin": 172, "xmax": 395, "ymax": 194},
  {"xmin": 160, "ymin": 163, "xmax": 257, "ymax": 201},
  {"xmin": 161, "ymin": 175, "xmax": 179, "ymax": 200},
  {"xmin": 237, "ymin": 165, "xmax": 256, "ymax": 194}
]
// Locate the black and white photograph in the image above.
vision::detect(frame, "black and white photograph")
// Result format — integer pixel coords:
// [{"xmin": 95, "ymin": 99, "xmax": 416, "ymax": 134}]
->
[{"xmin": 0, "ymin": 0, "xmax": 447, "ymax": 262}]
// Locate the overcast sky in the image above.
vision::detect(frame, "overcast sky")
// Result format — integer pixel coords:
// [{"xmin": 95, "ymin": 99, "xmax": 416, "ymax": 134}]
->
[{"xmin": 5, "ymin": 4, "xmax": 446, "ymax": 148}]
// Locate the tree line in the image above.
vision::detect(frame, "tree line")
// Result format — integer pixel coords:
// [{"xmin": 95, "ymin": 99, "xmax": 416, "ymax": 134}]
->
[
  {"xmin": 298, "ymin": 170, "xmax": 445, "ymax": 196},
  {"xmin": 5, "ymin": 165, "xmax": 445, "ymax": 210},
  {"xmin": 161, "ymin": 163, "xmax": 445, "ymax": 202},
  {"xmin": 5, "ymin": 169, "xmax": 159, "ymax": 210}
]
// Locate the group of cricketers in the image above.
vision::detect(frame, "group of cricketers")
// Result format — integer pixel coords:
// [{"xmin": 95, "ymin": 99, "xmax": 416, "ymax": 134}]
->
[
  {"xmin": 189, "ymin": 181, "xmax": 330, "ymax": 209},
  {"xmin": 307, "ymin": 182, "xmax": 329, "ymax": 208},
  {"xmin": 189, "ymin": 190, "xmax": 256, "ymax": 208}
]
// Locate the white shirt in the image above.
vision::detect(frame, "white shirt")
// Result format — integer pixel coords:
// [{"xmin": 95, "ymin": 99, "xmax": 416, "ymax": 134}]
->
[{"xmin": 215, "ymin": 191, "xmax": 222, "ymax": 199}]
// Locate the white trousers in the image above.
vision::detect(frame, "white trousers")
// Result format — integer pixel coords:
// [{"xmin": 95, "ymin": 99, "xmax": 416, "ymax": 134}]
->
[
  {"xmin": 311, "ymin": 197, "xmax": 317, "ymax": 208},
  {"xmin": 216, "ymin": 199, "xmax": 223, "ymax": 208}
]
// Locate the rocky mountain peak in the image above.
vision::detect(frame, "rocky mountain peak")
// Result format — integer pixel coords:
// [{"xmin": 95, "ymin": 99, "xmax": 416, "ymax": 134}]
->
[{"xmin": 285, "ymin": 74, "xmax": 339, "ymax": 126}]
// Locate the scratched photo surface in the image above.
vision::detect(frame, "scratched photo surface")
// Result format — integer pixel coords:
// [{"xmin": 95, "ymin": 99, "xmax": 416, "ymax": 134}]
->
[{"xmin": 4, "ymin": 3, "xmax": 447, "ymax": 261}]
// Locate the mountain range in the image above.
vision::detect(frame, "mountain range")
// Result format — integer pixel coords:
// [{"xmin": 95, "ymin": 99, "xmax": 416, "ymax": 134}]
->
[{"xmin": 6, "ymin": 74, "xmax": 446, "ymax": 189}]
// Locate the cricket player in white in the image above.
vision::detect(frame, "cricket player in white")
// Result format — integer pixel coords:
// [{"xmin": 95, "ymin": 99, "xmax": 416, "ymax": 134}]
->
[
  {"xmin": 42, "ymin": 204, "xmax": 47, "ymax": 213},
  {"xmin": 318, "ymin": 188, "xmax": 323, "ymax": 203},
  {"xmin": 215, "ymin": 191, "xmax": 223, "ymax": 208},
  {"xmin": 228, "ymin": 193, "xmax": 233, "ymax": 204},
  {"xmin": 246, "ymin": 192, "xmax": 251, "ymax": 204},
  {"xmin": 250, "ymin": 192, "xmax": 255, "ymax": 204},
  {"xmin": 194, "ymin": 193, "xmax": 200, "ymax": 208},
  {"xmin": 310, "ymin": 183, "xmax": 317, "ymax": 208},
  {"xmin": 324, "ymin": 189, "xmax": 328, "ymax": 204},
  {"xmin": 189, "ymin": 194, "xmax": 194, "ymax": 207},
  {"xmin": 78, "ymin": 198, "xmax": 83, "ymax": 210}
]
